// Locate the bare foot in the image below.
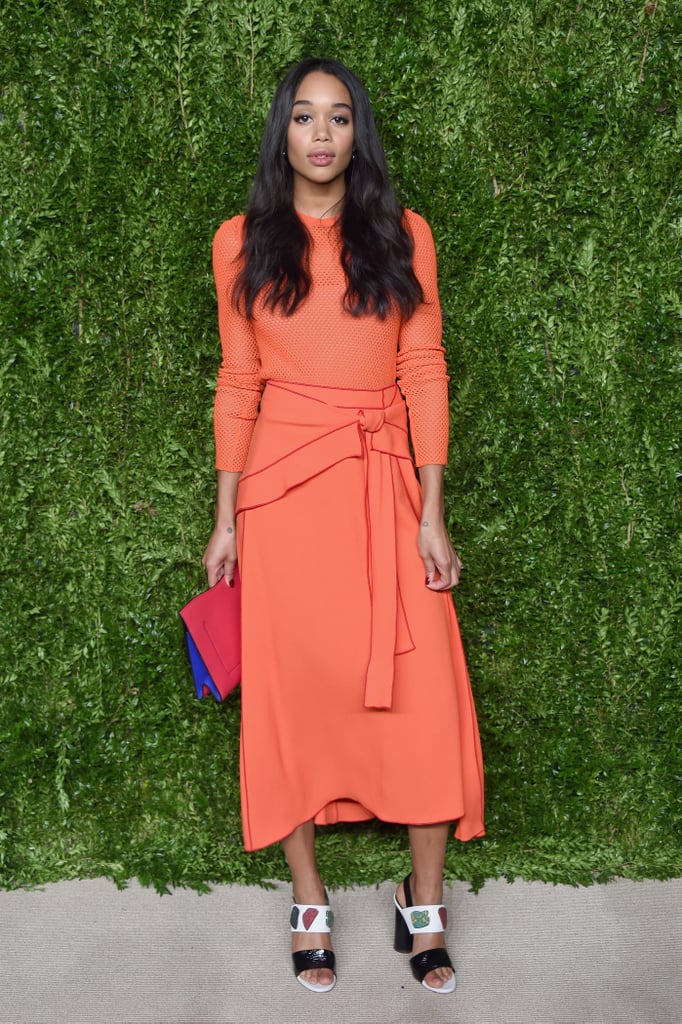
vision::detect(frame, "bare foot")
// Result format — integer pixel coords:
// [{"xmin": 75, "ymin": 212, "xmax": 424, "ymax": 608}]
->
[
  {"xmin": 397, "ymin": 878, "xmax": 454, "ymax": 990},
  {"xmin": 292, "ymin": 890, "xmax": 335, "ymax": 989}
]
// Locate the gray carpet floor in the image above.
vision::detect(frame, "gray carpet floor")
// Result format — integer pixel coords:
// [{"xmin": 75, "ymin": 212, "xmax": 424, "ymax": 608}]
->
[{"xmin": 0, "ymin": 877, "xmax": 680, "ymax": 1023}]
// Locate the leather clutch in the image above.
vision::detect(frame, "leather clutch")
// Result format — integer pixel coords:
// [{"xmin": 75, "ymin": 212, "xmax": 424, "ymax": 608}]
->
[{"xmin": 179, "ymin": 567, "xmax": 241, "ymax": 700}]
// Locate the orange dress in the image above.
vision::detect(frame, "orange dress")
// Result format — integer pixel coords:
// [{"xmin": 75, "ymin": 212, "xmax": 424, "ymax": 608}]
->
[{"xmin": 213, "ymin": 209, "xmax": 485, "ymax": 851}]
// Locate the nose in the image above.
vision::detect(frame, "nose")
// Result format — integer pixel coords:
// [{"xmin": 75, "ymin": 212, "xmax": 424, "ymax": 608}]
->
[{"xmin": 313, "ymin": 119, "xmax": 330, "ymax": 141}]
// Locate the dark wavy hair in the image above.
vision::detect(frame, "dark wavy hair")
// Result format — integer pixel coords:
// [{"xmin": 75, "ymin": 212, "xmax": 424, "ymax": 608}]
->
[{"xmin": 233, "ymin": 57, "xmax": 424, "ymax": 320}]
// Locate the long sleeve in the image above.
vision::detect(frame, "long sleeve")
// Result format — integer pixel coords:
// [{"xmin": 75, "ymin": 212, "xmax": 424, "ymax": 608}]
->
[
  {"xmin": 212, "ymin": 216, "xmax": 264, "ymax": 471},
  {"xmin": 396, "ymin": 212, "xmax": 449, "ymax": 467}
]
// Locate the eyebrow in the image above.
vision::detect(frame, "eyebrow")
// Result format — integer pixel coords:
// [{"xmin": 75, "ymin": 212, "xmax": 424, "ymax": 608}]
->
[{"xmin": 292, "ymin": 100, "xmax": 353, "ymax": 112}]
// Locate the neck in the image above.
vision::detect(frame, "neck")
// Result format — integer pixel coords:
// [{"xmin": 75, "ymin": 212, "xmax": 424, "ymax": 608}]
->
[{"xmin": 293, "ymin": 184, "xmax": 345, "ymax": 220}]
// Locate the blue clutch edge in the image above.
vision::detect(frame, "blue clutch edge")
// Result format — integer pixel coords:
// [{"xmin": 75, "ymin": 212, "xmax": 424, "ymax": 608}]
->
[{"xmin": 184, "ymin": 630, "xmax": 223, "ymax": 701}]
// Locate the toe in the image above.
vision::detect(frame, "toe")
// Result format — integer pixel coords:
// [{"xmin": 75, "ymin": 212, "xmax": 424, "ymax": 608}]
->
[
  {"xmin": 305, "ymin": 967, "xmax": 334, "ymax": 989},
  {"xmin": 424, "ymin": 965, "xmax": 454, "ymax": 990}
]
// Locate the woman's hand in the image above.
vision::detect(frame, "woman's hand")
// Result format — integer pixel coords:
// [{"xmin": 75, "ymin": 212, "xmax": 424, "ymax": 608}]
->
[
  {"xmin": 202, "ymin": 523, "xmax": 238, "ymax": 587},
  {"xmin": 416, "ymin": 464, "xmax": 462, "ymax": 590},
  {"xmin": 417, "ymin": 518, "xmax": 462, "ymax": 590}
]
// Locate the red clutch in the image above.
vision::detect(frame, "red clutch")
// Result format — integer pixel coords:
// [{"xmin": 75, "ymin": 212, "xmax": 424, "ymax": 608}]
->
[{"xmin": 179, "ymin": 567, "xmax": 241, "ymax": 700}]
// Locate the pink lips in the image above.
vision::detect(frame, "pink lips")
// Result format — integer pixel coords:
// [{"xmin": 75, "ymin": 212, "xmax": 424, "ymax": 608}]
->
[{"xmin": 309, "ymin": 151, "xmax": 334, "ymax": 166}]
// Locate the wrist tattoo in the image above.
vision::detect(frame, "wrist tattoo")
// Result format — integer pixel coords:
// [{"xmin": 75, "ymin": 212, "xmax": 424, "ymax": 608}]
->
[
  {"xmin": 422, "ymin": 520, "xmax": 430, "ymax": 527},
  {"xmin": 226, "ymin": 526, "xmax": 233, "ymax": 534}
]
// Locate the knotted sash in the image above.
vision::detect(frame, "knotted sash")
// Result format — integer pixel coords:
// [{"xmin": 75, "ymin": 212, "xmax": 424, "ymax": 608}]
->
[{"xmin": 235, "ymin": 381, "xmax": 422, "ymax": 710}]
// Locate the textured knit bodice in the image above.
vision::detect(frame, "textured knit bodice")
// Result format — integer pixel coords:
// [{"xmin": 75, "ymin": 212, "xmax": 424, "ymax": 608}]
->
[{"xmin": 212, "ymin": 208, "xmax": 449, "ymax": 470}]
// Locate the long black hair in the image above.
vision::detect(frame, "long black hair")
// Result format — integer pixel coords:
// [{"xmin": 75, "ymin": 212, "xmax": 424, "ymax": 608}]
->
[{"xmin": 233, "ymin": 57, "xmax": 424, "ymax": 320}]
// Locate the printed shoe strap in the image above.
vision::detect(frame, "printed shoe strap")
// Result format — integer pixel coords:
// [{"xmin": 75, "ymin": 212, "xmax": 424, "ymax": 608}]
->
[
  {"xmin": 404, "ymin": 904, "xmax": 448, "ymax": 934},
  {"xmin": 290, "ymin": 903, "xmax": 334, "ymax": 933}
]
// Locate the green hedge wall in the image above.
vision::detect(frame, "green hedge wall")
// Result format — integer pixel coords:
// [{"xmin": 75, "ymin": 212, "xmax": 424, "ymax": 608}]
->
[{"xmin": 1, "ymin": 0, "xmax": 680, "ymax": 892}]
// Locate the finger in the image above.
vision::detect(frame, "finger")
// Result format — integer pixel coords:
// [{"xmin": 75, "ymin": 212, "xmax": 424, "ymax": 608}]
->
[
  {"xmin": 422, "ymin": 555, "xmax": 436, "ymax": 588},
  {"xmin": 452, "ymin": 552, "xmax": 463, "ymax": 587},
  {"xmin": 446, "ymin": 557, "xmax": 460, "ymax": 587},
  {"xmin": 433, "ymin": 556, "xmax": 459, "ymax": 590},
  {"xmin": 429, "ymin": 569, "xmax": 452, "ymax": 591},
  {"xmin": 205, "ymin": 561, "xmax": 224, "ymax": 587}
]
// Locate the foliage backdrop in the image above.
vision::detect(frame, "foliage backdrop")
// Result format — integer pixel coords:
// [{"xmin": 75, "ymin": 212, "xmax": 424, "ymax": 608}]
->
[{"xmin": 1, "ymin": 0, "xmax": 680, "ymax": 891}]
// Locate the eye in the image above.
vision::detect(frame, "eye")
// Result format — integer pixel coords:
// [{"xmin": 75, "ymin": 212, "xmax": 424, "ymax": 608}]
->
[
  {"xmin": 293, "ymin": 113, "xmax": 312, "ymax": 123},
  {"xmin": 331, "ymin": 115, "xmax": 350, "ymax": 125}
]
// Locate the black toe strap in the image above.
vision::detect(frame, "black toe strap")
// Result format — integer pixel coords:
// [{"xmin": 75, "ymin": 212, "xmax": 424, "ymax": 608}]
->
[
  {"xmin": 292, "ymin": 948, "xmax": 336, "ymax": 976},
  {"xmin": 409, "ymin": 946, "xmax": 454, "ymax": 983}
]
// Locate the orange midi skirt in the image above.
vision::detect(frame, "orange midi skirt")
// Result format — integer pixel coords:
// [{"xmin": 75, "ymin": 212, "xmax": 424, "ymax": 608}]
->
[{"xmin": 235, "ymin": 381, "xmax": 485, "ymax": 851}]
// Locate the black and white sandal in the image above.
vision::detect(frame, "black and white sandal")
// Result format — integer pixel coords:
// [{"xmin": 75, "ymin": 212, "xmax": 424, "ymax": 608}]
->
[
  {"xmin": 393, "ymin": 874, "xmax": 456, "ymax": 994},
  {"xmin": 290, "ymin": 900, "xmax": 337, "ymax": 993}
]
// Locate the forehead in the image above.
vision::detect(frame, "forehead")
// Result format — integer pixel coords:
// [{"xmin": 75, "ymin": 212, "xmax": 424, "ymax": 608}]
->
[{"xmin": 293, "ymin": 71, "xmax": 352, "ymax": 109}]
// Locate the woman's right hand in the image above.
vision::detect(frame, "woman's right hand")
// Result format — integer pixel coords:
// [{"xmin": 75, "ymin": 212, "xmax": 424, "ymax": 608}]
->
[{"xmin": 202, "ymin": 523, "xmax": 238, "ymax": 587}]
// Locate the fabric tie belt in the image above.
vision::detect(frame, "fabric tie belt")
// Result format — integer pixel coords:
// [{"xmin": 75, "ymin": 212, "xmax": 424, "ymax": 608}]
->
[{"xmin": 236, "ymin": 381, "xmax": 422, "ymax": 710}]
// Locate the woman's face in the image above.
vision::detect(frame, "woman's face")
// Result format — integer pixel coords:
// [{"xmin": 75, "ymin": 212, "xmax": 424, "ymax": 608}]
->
[{"xmin": 286, "ymin": 71, "xmax": 354, "ymax": 199}]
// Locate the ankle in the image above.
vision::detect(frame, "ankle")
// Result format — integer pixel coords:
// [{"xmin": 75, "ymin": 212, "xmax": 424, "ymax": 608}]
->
[
  {"xmin": 288, "ymin": 864, "xmax": 327, "ymax": 905},
  {"xmin": 409, "ymin": 872, "xmax": 444, "ymax": 904},
  {"xmin": 292, "ymin": 880, "xmax": 328, "ymax": 906}
]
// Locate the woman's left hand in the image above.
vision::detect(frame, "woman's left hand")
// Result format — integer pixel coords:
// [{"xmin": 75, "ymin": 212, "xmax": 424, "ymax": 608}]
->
[{"xmin": 417, "ymin": 518, "xmax": 462, "ymax": 590}]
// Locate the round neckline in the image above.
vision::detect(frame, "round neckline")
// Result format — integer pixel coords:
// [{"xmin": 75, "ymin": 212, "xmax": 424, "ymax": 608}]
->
[{"xmin": 295, "ymin": 209, "xmax": 340, "ymax": 226}]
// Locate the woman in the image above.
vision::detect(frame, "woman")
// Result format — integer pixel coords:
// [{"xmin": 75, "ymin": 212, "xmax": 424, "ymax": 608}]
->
[{"xmin": 202, "ymin": 56, "xmax": 484, "ymax": 995}]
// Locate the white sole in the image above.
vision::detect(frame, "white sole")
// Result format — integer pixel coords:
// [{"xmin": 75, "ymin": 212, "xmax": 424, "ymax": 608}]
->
[
  {"xmin": 296, "ymin": 973, "xmax": 337, "ymax": 993},
  {"xmin": 422, "ymin": 974, "xmax": 456, "ymax": 994}
]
